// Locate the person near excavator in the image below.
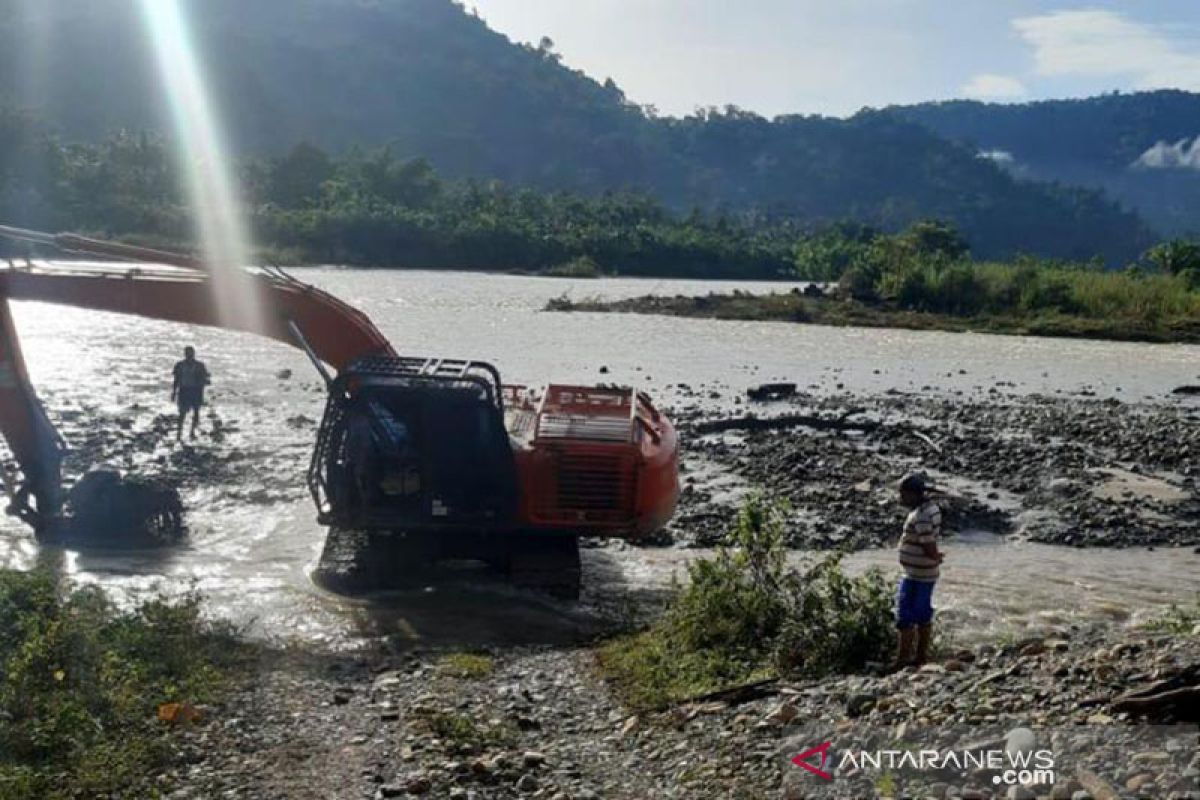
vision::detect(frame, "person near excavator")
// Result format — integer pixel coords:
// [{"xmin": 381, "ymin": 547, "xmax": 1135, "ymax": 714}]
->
[
  {"xmin": 171, "ymin": 346, "xmax": 210, "ymax": 439},
  {"xmin": 893, "ymin": 472, "xmax": 944, "ymax": 668}
]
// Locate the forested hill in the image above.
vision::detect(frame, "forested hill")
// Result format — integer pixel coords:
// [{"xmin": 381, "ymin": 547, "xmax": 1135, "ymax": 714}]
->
[
  {"xmin": 0, "ymin": 0, "xmax": 1157, "ymax": 262},
  {"xmin": 892, "ymin": 92, "xmax": 1200, "ymax": 237}
]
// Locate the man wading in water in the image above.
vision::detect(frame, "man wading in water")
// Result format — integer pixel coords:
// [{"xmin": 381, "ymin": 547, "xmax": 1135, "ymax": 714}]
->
[
  {"xmin": 171, "ymin": 346, "xmax": 211, "ymax": 440},
  {"xmin": 893, "ymin": 472, "xmax": 943, "ymax": 668}
]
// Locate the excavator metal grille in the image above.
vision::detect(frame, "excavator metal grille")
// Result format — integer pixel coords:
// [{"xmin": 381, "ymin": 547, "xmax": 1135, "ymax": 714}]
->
[{"xmin": 534, "ymin": 447, "xmax": 638, "ymax": 525}]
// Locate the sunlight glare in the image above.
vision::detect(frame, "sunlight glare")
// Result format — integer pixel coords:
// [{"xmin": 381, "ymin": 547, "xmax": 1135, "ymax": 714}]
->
[{"xmin": 137, "ymin": 0, "xmax": 266, "ymax": 335}]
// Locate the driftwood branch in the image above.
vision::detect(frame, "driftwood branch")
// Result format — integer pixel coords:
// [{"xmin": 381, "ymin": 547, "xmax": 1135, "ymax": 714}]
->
[
  {"xmin": 693, "ymin": 412, "xmax": 876, "ymax": 436},
  {"xmin": 678, "ymin": 677, "xmax": 779, "ymax": 707},
  {"xmin": 1109, "ymin": 665, "xmax": 1200, "ymax": 721}
]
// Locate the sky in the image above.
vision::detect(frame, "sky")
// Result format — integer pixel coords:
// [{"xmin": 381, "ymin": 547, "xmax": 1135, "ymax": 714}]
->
[{"xmin": 466, "ymin": 1, "xmax": 1200, "ymax": 117}]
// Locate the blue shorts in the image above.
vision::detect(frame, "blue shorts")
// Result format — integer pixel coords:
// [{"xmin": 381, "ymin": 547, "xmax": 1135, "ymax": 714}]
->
[
  {"xmin": 177, "ymin": 386, "xmax": 204, "ymax": 413},
  {"xmin": 896, "ymin": 577, "xmax": 935, "ymax": 628}
]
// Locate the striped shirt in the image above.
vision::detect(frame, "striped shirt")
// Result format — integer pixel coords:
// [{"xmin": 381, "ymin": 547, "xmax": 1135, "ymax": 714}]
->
[{"xmin": 898, "ymin": 499, "xmax": 941, "ymax": 582}]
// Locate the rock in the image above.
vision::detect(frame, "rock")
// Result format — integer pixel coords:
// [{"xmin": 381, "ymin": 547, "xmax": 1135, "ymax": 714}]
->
[
  {"xmin": 846, "ymin": 693, "xmax": 877, "ymax": 718},
  {"xmin": 521, "ymin": 751, "xmax": 547, "ymax": 768},
  {"xmin": 1006, "ymin": 786, "xmax": 1035, "ymax": 800},
  {"xmin": 747, "ymin": 382, "xmax": 797, "ymax": 401},
  {"xmin": 516, "ymin": 773, "xmax": 538, "ymax": 793},
  {"xmin": 619, "ymin": 715, "xmax": 639, "ymax": 738},
  {"xmin": 765, "ymin": 702, "xmax": 799, "ymax": 724},
  {"xmin": 59, "ymin": 469, "xmax": 184, "ymax": 547},
  {"xmin": 1125, "ymin": 773, "xmax": 1155, "ymax": 792},
  {"xmin": 276, "ymin": 368, "xmax": 293, "ymax": 380}
]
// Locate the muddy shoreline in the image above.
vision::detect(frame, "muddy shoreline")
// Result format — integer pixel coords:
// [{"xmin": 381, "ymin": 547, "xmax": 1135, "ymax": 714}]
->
[{"xmin": 667, "ymin": 386, "xmax": 1199, "ymax": 552}]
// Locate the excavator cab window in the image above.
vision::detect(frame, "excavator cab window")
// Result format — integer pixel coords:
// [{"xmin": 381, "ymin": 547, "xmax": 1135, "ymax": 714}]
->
[{"xmin": 313, "ymin": 366, "xmax": 519, "ymax": 531}]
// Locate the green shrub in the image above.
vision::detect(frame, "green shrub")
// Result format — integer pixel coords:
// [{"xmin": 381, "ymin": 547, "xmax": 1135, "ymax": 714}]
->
[
  {"xmin": 0, "ymin": 569, "xmax": 246, "ymax": 800},
  {"xmin": 542, "ymin": 254, "xmax": 604, "ymax": 278},
  {"xmin": 777, "ymin": 556, "xmax": 895, "ymax": 677},
  {"xmin": 1145, "ymin": 239, "xmax": 1200, "ymax": 276},
  {"xmin": 597, "ymin": 497, "xmax": 896, "ymax": 710}
]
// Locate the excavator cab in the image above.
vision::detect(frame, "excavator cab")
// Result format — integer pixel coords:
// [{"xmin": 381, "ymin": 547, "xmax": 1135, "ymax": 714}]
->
[{"xmin": 308, "ymin": 356, "xmax": 520, "ymax": 531}]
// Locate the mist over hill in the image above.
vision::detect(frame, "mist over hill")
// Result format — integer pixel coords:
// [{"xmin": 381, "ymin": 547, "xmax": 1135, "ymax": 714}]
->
[
  {"xmin": 0, "ymin": 0, "xmax": 1169, "ymax": 263},
  {"xmin": 893, "ymin": 91, "xmax": 1200, "ymax": 237}
]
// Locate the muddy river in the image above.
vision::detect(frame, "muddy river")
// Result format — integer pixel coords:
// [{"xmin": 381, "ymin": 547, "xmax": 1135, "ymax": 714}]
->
[{"xmin": 0, "ymin": 268, "xmax": 1196, "ymax": 649}]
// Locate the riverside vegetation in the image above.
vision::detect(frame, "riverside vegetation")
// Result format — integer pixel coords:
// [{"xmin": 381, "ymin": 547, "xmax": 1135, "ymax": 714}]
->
[
  {"xmin": 550, "ymin": 221, "xmax": 1200, "ymax": 343},
  {"xmin": 598, "ymin": 497, "xmax": 896, "ymax": 711},
  {"xmin": 0, "ymin": 110, "xmax": 1190, "ymax": 282},
  {"xmin": 0, "ymin": 569, "xmax": 247, "ymax": 800}
]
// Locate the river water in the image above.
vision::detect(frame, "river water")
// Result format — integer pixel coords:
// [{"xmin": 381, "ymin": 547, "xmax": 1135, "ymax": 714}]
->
[{"xmin": 0, "ymin": 267, "xmax": 1196, "ymax": 649}]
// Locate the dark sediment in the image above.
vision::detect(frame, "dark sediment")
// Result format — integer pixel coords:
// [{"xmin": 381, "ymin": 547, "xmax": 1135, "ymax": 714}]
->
[{"xmin": 669, "ymin": 389, "xmax": 1199, "ymax": 551}]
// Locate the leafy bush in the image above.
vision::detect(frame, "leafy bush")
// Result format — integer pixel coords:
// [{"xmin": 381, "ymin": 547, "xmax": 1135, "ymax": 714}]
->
[
  {"xmin": 793, "ymin": 223, "xmax": 877, "ymax": 281},
  {"xmin": 597, "ymin": 497, "xmax": 896, "ymax": 710},
  {"xmin": 542, "ymin": 254, "xmax": 604, "ymax": 278},
  {"xmin": 1145, "ymin": 239, "xmax": 1200, "ymax": 276},
  {"xmin": 778, "ymin": 556, "xmax": 895, "ymax": 677},
  {"xmin": 0, "ymin": 569, "xmax": 246, "ymax": 800}
]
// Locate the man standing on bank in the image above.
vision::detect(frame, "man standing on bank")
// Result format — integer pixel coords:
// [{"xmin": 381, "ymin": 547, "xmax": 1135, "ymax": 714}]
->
[
  {"xmin": 893, "ymin": 472, "xmax": 944, "ymax": 668},
  {"xmin": 171, "ymin": 346, "xmax": 211, "ymax": 440}
]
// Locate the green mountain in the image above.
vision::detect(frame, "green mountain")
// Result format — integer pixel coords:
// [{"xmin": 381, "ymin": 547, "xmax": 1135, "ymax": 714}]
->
[
  {"xmin": 892, "ymin": 92, "xmax": 1200, "ymax": 237},
  {"xmin": 0, "ymin": 0, "xmax": 1159, "ymax": 263}
]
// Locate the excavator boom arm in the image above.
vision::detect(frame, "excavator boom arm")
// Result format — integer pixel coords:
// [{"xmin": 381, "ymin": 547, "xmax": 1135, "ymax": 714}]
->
[{"xmin": 0, "ymin": 226, "xmax": 396, "ymax": 527}]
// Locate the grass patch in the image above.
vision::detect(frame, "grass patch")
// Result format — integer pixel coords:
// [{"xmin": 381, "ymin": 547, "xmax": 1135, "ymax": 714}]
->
[
  {"xmin": 438, "ymin": 652, "xmax": 495, "ymax": 679},
  {"xmin": 597, "ymin": 497, "xmax": 895, "ymax": 711},
  {"xmin": 1144, "ymin": 596, "xmax": 1200, "ymax": 635},
  {"xmin": 413, "ymin": 709, "xmax": 514, "ymax": 749},
  {"xmin": 0, "ymin": 569, "xmax": 249, "ymax": 800}
]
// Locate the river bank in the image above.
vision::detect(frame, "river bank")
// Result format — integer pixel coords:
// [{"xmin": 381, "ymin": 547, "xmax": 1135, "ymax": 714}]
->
[
  {"xmin": 7, "ymin": 540, "xmax": 1196, "ymax": 799},
  {"xmin": 546, "ymin": 292, "xmax": 1200, "ymax": 345},
  {"xmin": 145, "ymin": 612, "xmax": 1196, "ymax": 800}
]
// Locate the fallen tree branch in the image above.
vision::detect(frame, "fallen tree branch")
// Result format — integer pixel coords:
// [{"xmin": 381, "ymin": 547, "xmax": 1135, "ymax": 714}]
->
[
  {"xmin": 677, "ymin": 677, "xmax": 780, "ymax": 707},
  {"xmin": 693, "ymin": 412, "xmax": 876, "ymax": 436},
  {"xmin": 906, "ymin": 429, "xmax": 943, "ymax": 454},
  {"xmin": 1112, "ymin": 686, "xmax": 1200, "ymax": 719},
  {"xmin": 1110, "ymin": 665, "xmax": 1199, "ymax": 721}
]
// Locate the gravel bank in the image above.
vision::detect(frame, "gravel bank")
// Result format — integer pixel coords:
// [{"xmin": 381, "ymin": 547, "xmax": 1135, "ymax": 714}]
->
[{"xmin": 669, "ymin": 387, "xmax": 1199, "ymax": 551}]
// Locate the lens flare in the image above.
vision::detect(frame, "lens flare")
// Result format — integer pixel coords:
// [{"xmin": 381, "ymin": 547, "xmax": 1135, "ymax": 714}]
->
[{"xmin": 137, "ymin": 0, "xmax": 265, "ymax": 334}]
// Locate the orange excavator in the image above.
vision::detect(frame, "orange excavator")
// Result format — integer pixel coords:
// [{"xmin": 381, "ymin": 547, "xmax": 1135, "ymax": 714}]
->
[{"xmin": 0, "ymin": 225, "xmax": 679, "ymax": 597}]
